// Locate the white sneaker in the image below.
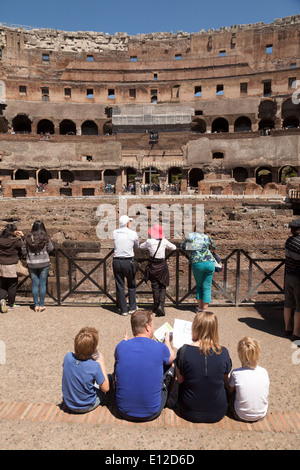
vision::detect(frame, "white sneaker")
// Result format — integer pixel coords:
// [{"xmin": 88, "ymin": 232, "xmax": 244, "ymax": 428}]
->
[
  {"xmin": 0, "ymin": 299, "xmax": 8, "ymax": 313},
  {"xmin": 128, "ymin": 308, "xmax": 138, "ymax": 315}
]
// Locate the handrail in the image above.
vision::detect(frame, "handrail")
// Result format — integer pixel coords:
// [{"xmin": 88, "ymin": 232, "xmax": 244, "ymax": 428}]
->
[{"xmin": 16, "ymin": 248, "xmax": 286, "ymax": 307}]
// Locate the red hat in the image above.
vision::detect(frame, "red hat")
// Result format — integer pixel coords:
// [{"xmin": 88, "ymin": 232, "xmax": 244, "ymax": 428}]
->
[{"xmin": 148, "ymin": 224, "xmax": 165, "ymax": 239}]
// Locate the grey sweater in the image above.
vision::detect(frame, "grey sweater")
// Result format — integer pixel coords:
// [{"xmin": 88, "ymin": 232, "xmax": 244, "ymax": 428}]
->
[{"xmin": 22, "ymin": 238, "xmax": 54, "ymax": 269}]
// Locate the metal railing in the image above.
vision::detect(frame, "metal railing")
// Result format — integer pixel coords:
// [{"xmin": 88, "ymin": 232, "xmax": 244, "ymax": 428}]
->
[{"xmin": 16, "ymin": 248, "xmax": 286, "ymax": 307}]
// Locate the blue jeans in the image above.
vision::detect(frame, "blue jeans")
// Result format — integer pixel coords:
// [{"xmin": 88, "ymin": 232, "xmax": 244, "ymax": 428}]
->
[
  {"xmin": 192, "ymin": 261, "xmax": 215, "ymax": 304},
  {"xmin": 29, "ymin": 266, "xmax": 49, "ymax": 307}
]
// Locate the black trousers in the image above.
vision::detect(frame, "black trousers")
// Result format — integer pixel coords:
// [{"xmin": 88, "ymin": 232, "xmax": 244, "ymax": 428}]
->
[
  {"xmin": 0, "ymin": 277, "xmax": 18, "ymax": 307},
  {"xmin": 112, "ymin": 258, "xmax": 137, "ymax": 314},
  {"xmin": 151, "ymin": 279, "xmax": 166, "ymax": 309}
]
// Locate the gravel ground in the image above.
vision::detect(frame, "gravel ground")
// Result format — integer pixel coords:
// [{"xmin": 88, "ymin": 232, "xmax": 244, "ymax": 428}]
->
[{"xmin": 0, "ymin": 302, "xmax": 299, "ymax": 451}]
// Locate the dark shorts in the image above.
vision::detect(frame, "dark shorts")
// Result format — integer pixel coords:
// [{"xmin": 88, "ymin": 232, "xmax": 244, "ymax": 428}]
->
[{"xmin": 285, "ymin": 275, "xmax": 300, "ymax": 311}]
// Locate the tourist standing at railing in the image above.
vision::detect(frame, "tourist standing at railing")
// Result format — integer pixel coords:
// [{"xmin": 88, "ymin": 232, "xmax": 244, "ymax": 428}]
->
[
  {"xmin": 283, "ymin": 217, "xmax": 300, "ymax": 341},
  {"xmin": 22, "ymin": 220, "xmax": 53, "ymax": 312},
  {"xmin": 0, "ymin": 224, "xmax": 24, "ymax": 312},
  {"xmin": 180, "ymin": 225, "xmax": 216, "ymax": 313},
  {"xmin": 140, "ymin": 224, "xmax": 176, "ymax": 316},
  {"xmin": 112, "ymin": 215, "xmax": 139, "ymax": 316}
]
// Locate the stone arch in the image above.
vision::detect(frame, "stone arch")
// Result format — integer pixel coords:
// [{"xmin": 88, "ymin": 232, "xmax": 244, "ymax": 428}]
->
[
  {"xmin": 191, "ymin": 117, "xmax": 206, "ymax": 133},
  {"xmin": 81, "ymin": 120, "xmax": 98, "ymax": 135},
  {"xmin": 258, "ymin": 99, "xmax": 277, "ymax": 120},
  {"xmin": 233, "ymin": 167, "xmax": 248, "ymax": 182},
  {"xmin": 279, "ymin": 165, "xmax": 298, "ymax": 183},
  {"xmin": 282, "ymin": 97, "xmax": 300, "ymax": 128},
  {"xmin": 234, "ymin": 116, "xmax": 252, "ymax": 132},
  {"xmin": 168, "ymin": 167, "xmax": 182, "ymax": 184},
  {"xmin": 37, "ymin": 119, "xmax": 55, "ymax": 134},
  {"xmin": 104, "ymin": 169, "xmax": 117, "ymax": 185},
  {"xmin": 188, "ymin": 168, "xmax": 204, "ymax": 187},
  {"xmin": 144, "ymin": 167, "xmax": 161, "ymax": 185},
  {"xmin": 12, "ymin": 114, "xmax": 32, "ymax": 133},
  {"xmin": 38, "ymin": 169, "xmax": 52, "ymax": 184},
  {"xmin": 258, "ymin": 119, "xmax": 275, "ymax": 130},
  {"xmin": 125, "ymin": 167, "xmax": 136, "ymax": 185},
  {"xmin": 256, "ymin": 166, "xmax": 272, "ymax": 187},
  {"xmin": 211, "ymin": 117, "xmax": 229, "ymax": 133},
  {"xmin": 59, "ymin": 119, "xmax": 76, "ymax": 135},
  {"xmin": 61, "ymin": 169, "xmax": 75, "ymax": 183},
  {"xmin": 15, "ymin": 169, "xmax": 29, "ymax": 180}
]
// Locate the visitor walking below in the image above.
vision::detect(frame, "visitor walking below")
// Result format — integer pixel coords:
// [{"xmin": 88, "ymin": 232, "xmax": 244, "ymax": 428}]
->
[
  {"xmin": 283, "ymin": 217, "xmax": 300, "ymax": 341},
  {"xmin": 0, "ymin": 224, "xmax": 24, "ymax": 312},
  {"xmin": 140, "ymin": 224, "xmax": 176, "ymax": 316},
  {"xmin": 22, "ymin": 220, "xmax": 53, "ymax": 312},
  {"xmin": 180, "ymin": 225, "xmax": 216, "ymax": 312},
  {"xmin": 112, "ymin": 215, "xmax": 139, "ymax": 316}
]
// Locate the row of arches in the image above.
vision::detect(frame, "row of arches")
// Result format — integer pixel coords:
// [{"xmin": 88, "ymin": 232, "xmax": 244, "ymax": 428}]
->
[
  {"xmin": 10, "ymin": 113, "xmax": 300, "ymax": 136},
  {"xmin": 191, "ymin": 115, "xmax": 299, "ymax": 133},
  {"xmin": 11, "ymin": 116, "xmax": 112, "ymax": 135},
  {"xmin": 13, "ymin": 165, "xmax": 297, "ymax": 187}
]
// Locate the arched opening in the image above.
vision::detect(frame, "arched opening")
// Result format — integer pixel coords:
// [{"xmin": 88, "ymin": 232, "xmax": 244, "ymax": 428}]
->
[
  {"xmin": 37, "ymin": 119, "xmax": 55, "ymax": 134},
  {"xmin": 144, "ymin": 167, "xmax": 160, "ymax": 186},
  {"xmin": 279, "ymin": 165, "xmax": 298, "ymax": 183},
  {"xmin": 61, "ymin": 170, "xmax": 75, "ymax": 183},
  {"xmin": 258, "ymin": 119, "xmax": 275, "ymax": 130},
  {"xmin": 190, "ymin": 118, "xmax": 206, "ymax": 133},
  {"xmin": 234, "ymin": 116, "xmax": 252, "ymax": 132},
  {"xmin": 38, "ymin": 169, "xmax": 52, "ymax": 185},
  {"xmin": 103, "ymin": 120, "xmax": 113, "ymax": 135},
  {"xmin": 81, "ymin": 120, "xmax": 98, "ymax": 135},
  {"xmin": 233, "ymin": 167, "xmax": 248, "ymax": 182},
  {"xmin": 258, "ymin": 99, "xmax": 277, "ymax": 121},
  {"xmin": 282, "ymin": 116, "xmax": 299, "ymax": 129},
  {"xmin": 12, "ymin": 114, "xmax": 32, "ymax": 134},
  {"xmin": 168, "ymin": 167, "xmax": 182, "ymax": 184},
  {"xmin": 59, "ymin": 119, "xmax": 76, "ymax": 135},
  {"xmin": 0, "ymin": 116, "xmax": 8, "ymax": 133},
  {"xmin": 282, "ymin": 98, "xmax": 300, "ymax": 128},
  {"xmin": 212, "ymin": 117, "xmax": 229, "ymax": 133},
  {"xmin": 125, "ymin": 167, "xmax": 136, "ymax": 186},
  {"xmin": 15, "ymin": 169, "xmax": 29, "ymax": 180},
  {"xmin": 104, "ymin": 169, "xmax": 117, "ymax": 186},
  {"xmin": 189, "ymin": 168, "xmax": 204, "ymax": 188},
  {"xmin": 256, "ymin": 167, "xmax": 272, "ymax": 187}
]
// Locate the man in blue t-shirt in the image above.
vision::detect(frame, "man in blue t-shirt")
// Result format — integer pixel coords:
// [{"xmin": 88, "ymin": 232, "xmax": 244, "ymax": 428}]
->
[{"xmin": 114, "ymin": 310, "xmax": 175, "ymax": 422}]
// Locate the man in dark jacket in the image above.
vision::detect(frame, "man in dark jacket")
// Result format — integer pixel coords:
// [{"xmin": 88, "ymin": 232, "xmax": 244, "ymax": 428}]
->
[
  {"xmin": 284, "ymin": 218, "xmax": 300, "ymax": 341},
  {"xmin": 0, "ymin": 224, "xmax": 23, "ymax": 312}
]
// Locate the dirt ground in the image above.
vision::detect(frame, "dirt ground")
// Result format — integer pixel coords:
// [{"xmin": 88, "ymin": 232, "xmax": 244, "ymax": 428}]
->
[{"xmin": 0, "ymin": 302, "xmax": 299, "ymax": 451}]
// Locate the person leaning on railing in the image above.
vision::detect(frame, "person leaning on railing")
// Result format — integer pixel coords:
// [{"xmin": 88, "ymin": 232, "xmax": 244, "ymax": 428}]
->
[{"xmin": 284, "ymin": 217, "xmax": 300, "ymax": 342}]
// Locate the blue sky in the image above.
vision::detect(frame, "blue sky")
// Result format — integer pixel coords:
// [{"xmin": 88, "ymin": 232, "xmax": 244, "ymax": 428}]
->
[{"xmin": 0, "ymin": 0, "xmax": 299, "ymax": 35}]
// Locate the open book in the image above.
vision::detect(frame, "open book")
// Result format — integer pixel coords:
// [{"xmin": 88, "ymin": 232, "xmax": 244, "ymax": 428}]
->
[{"xmin": 154, "ymin": 318, "xmax": 192, "ymax": 349}]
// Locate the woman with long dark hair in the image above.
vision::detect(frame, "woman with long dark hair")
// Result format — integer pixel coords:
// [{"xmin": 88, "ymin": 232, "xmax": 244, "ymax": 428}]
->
[
  {"xmin": 0, "ymin": 223, "xmax": 24, "ymax": 312},
  {"xmin": 22, "ymin": 220, "xmax": 53, "ymax": 312}
]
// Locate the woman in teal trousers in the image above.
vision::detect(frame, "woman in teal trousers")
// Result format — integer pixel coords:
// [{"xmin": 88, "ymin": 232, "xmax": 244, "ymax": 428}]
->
[{"xmin": 181, "ymin": 230, "xmax": 216, "ymax": 312}]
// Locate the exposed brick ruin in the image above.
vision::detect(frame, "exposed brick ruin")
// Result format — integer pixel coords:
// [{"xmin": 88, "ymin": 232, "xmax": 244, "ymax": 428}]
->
[{"xmin": 0, "ymin": 15, "xmax": 299, "ymax": 202}]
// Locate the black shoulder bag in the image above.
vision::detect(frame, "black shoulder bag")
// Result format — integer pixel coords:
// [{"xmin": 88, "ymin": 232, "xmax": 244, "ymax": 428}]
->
[{"xmin": 143, "ymin": 239, "xmax": 162, "ymax": 283}]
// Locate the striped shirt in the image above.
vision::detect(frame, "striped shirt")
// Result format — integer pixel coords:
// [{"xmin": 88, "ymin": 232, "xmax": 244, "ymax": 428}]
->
[{"xmin": 285, "ymin": 235, "xmax": 300, "ymax": 277}]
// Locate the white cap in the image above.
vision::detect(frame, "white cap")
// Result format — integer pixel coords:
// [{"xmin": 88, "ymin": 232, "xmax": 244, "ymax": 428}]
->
[{"xmin": 119, "ymin": 215, "xmax": 133, "ymax": 227}]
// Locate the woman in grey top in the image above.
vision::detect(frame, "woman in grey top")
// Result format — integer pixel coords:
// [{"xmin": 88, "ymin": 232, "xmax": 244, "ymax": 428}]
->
[{"xmin": 22, "ymin": 220, "xmax": 53, "ymax": 312}]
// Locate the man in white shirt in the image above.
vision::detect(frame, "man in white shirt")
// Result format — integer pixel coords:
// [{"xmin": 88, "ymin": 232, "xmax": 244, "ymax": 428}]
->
[{"xmin": 112, "ymin": 215, "xmax": 139, "ymax": 315}]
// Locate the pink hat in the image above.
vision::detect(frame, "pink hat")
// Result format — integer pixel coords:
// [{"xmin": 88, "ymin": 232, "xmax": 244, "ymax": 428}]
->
[{"xmin": 148, "ymin": 224, "xmax": 165, "ymax": 239}]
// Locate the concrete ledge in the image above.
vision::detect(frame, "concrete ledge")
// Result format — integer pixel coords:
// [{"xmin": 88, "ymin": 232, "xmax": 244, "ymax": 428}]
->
[{"xmin": 0, "ymin": 401, "xmax": 299, "ymax": 432}]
